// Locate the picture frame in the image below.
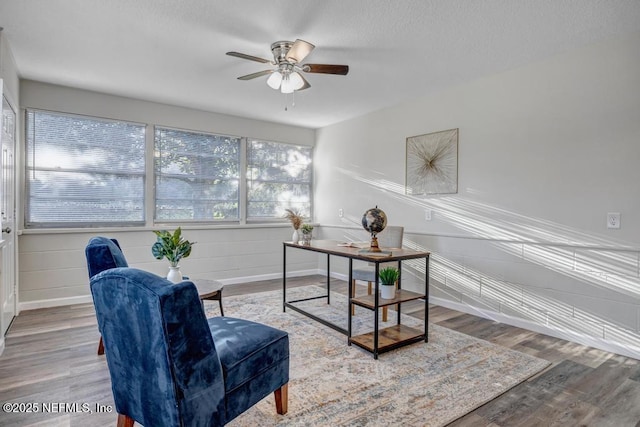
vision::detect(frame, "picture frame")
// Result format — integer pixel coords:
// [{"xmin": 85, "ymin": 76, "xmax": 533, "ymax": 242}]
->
[{"xmin": 406, "ymin": 128, "xmax": 458, "ymax": 195}]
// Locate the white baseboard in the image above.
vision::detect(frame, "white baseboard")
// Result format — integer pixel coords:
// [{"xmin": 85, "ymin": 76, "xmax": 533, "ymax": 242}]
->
[
  {"xmin": 20, "ymin": 295, "xmax": 94, "ymax": 311},
  {"xmin": 430, "ymin": 296, "xmax": 640, "ymax": 361},
  {"xmin": 308, "ymin": 272, "xmax": 640, "ymax": 360},
  {"xmin": 218, "ymin": 269, "xmax": 322, "ymax": 286},
  {"xmin": 0, "ymin": 336, "xmax": 4, "ymax": 357},
  {"xmin": 18, "ymin": 269, "xmax": 323, "ymax": 311}
]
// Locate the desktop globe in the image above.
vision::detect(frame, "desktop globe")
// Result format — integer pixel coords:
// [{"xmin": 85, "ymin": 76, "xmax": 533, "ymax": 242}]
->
[{"xmin": 361, "ymin": 206, "xmax": 387, "ymax": 252}]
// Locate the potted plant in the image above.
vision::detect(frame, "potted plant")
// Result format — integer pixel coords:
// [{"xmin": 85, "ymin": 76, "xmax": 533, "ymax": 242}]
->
[
  {"xmin": 151, "ymin": 227, "xmax": 196, "ymax": 283},
  {"xmin": 300, "ymin": 223, "xmax": 314, "ymax": 244},
  {"xmin": 284, "ymin": 208, "xmax": 304, "ymax": 243},
  {"xmin": 379, "ymin": 266, "xmax": 399, "ymax": 299}
]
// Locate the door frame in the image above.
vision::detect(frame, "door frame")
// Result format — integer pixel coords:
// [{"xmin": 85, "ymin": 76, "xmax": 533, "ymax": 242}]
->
[{"xmin": 0, "ymin": 79, "xmax": 19, "ymax": 355}]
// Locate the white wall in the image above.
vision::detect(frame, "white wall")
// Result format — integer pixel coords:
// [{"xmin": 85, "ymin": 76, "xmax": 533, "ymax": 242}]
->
[
  {"xmin": 18, "ymin": 82, "xmax": 319, "ymax": 308},
  {"xmin": 314, "ymin": 32, "xmax": 640, "ymax": 358},
  {"xmin": 18, "ymin": 227, "xmax": 321, "ymax": 308},
  {"xmin": 0, "ymin": 30, "xmax": 19, "ymax": 103}
]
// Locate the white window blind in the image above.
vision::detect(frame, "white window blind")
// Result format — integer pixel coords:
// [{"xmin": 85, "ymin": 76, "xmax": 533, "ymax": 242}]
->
[
  {"xmin": 247, "ymin": 139, "xmax": 312, "ymax": 219},
  {"xmin": 154, "ymin": 127, "xmax": 241, "ymax": 221},
  {"xmin": 25, "ymin": 110, "xmax": 146, "ymax": 227}
]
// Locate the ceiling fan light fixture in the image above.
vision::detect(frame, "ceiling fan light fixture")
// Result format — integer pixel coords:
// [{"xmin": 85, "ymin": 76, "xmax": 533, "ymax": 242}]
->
[
  {"xmin": 285, "ymin": 39, "xmax": 315, "ymax": 63},
  {"xmin": 267, "ymin": 71, "xmax": 283, "ymax": 90},
  {"xmin": 289, "ymin": 72, "xmax": 304, "ymax": 90},
  {"xmin": 280, "ymin": 74, "xmax": 295, "ymax": 94}
]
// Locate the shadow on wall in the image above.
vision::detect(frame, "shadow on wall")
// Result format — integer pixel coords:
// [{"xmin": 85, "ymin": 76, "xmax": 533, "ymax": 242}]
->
[{"xmin": 334, "ymin": 167, "xmax": 640, "ymax": 358}]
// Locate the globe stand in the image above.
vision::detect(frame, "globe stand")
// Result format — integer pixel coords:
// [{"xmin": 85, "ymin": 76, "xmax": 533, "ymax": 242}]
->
[{"xmin": 369, "ymin": 234, "xmax": 381, "ymax": 252}]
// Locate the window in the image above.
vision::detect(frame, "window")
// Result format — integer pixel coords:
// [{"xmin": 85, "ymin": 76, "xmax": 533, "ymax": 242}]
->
[
  {"xmin": 154, "ymin": 127, "xmax": 241, "ymax": 221},
  {"xmin": 247, "ymin": 139, "xmax": 312, "ymax": 219},
  {"xmin": 24, "ymin": 110, "xmax": 313, "ymax": 228},
  {"xmin": 25, "ymin": 110, "xmax": 145, "ymax": 227}
]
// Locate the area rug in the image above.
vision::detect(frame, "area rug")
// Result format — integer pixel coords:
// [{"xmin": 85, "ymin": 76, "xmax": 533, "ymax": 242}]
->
[{"xmin": 208, "ymin": 286, "xmax": 550, "ymax": 427}]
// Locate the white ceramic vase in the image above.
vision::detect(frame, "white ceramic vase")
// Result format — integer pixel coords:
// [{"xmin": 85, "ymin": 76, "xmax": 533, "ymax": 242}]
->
[
  {"xmin": 167, "ymin": 266, "xmax": 182, "ymax": 284},
  {"xmin": 292, "ymin": 229, "xmax": 300, "ymax": 244},
  {"xmin": 380, "ymin": 284, "xmax": 395, "ymax": 299}
]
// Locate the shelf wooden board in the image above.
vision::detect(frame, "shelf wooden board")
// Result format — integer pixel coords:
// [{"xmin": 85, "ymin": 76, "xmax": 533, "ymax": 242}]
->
[
  {"xmin": 351, "ymin": 289, "xmax": 425, "ymax": 309},
  {"xmin": 349, "ymin": 324, "xmax": 425, "ymax": 353}
]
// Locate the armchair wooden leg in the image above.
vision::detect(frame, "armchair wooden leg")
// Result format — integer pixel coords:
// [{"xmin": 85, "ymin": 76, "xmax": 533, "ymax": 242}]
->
[
  {"xmin": 382, "ymin": 306, "xmax": 388, "ymax": 322},
  {"xmin": 117, "ymin": 413, "xmax": 134, "ymax": 427},
  {"xmin": 97, "ymin": 336, "xmax": 105, "ymax": 355},
  {"xmin": 274, "ymin": 383, "xmax": 288, "ymax": 415},
  {"xmin": 367, "ymin": 281, "xmax": 372, "ymax": 295}
]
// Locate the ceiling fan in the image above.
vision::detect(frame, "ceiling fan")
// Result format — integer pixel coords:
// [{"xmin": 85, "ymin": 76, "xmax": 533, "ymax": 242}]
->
[{"xmin": 226, "ymin": 39, "xmax": 349, "ymax": 94}]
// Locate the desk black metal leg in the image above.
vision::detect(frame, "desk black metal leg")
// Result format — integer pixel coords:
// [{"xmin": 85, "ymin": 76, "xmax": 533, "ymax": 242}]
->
[
  {"xmin": 327, "ymin": 253, "xmax": 331, "ymax": 304},
  {"xmin": 373, "ymin": 263, "xmax": 380, "ymax": 359},
  {"xmin": 397, "ymin": 260, "xmax": 402, "ymax": 324},
  {"xmin": 219, "ymin": 299, "xmax": 224, "ymax": 317},
  {"xmin": 348, "ymin": 258, "xmax": 353, "ymax": 343},
  {"xmin": 282, "ymin": 244, "xmax": 287, "ymax": 313},
  {"xmin": 425, "ymin": 255, "xmax": 429, "ymax": 342}
]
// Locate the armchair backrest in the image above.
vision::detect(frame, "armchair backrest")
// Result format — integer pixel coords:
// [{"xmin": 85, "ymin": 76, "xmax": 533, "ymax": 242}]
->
[
  {"xmin": 85, "ymin": 237, "xmax": 129, "ymax": 278},
  {"xmin": 90, "ymin": 268, "xmax": 226, "ymax": 426}
]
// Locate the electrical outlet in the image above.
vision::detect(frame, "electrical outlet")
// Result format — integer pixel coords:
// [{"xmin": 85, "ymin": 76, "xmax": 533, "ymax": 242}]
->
[
  {"xmin": 424, "ymin": 209, "xmax": 432, "ymax": 221},
  {"xmin": 338, "ymin": 208, "xmax": 344, "ymax": 218},
  {"xmin": 607, "ymin": 212, "xmax": 621, "ymax": 229}
]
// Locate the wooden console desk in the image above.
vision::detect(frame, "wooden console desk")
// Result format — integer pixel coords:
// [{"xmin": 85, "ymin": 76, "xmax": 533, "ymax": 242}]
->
[{"xmin": 283, "ymin": 239, "xmax": 430, "ymax": 359}]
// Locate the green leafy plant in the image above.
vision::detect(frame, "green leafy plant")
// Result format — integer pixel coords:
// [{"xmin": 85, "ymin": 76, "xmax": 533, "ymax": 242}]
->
[
  {"xmin": 301, "ymin": 223, "xmax": 314, "ymax": 234},
  {"xmin": 379, "ymin": 266, "xmax": 399, "ymax": 286},
  {"xmin": 151, "ymin": 227, "xmax": 195, "ymax": 267}
]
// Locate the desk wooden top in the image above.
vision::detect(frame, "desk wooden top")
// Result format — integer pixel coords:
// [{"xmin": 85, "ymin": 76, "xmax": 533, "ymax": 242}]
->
[{"xmin": 284, "ymin": 239, "xmax": 429, "ymax": 262}]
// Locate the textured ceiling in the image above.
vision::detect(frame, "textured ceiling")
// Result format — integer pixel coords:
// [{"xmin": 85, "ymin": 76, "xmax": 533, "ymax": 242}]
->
[{"xmin": 1, "ymin": 0, "xmax": 639, "ymax": 129}]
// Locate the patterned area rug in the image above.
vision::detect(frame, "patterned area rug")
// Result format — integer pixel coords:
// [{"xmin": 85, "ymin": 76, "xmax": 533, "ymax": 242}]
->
[{"xmin": 209, "ymin": 286, "xmax": 549, "ymax": 427}]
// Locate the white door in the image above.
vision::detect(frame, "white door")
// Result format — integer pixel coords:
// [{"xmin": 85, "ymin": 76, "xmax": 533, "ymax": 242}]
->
[{"xmin": 0, "ymin": 82, "xmax": 17, "ymax": 335}]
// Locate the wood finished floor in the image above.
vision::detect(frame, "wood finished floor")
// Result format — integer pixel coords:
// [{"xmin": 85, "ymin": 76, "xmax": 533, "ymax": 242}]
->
[{"xmin": 1, "ymin": 275, "xmax": 640, "ymax": 426}]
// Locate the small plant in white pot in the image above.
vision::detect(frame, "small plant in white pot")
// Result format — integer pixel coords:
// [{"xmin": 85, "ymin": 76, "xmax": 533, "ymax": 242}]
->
[
  {"xmin": 379, "ymin": 266, "xmax": 399, "ymax": 299},
  {"xmin": 151, "ymin": 227, "xmax": 196, "ymax": 283}
]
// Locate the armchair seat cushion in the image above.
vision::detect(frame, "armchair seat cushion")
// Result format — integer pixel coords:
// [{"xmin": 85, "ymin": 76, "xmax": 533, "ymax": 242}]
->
[
  {"xmin": 208, "ymin": 317, "xmax": 289, "ymax": 393},
  {"xmin": 352, "ymin": 267, "xmax": 375, "ymax": 282}
]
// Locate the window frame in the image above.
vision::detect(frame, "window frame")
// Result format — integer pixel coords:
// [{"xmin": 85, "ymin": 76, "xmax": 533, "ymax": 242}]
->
[
  {"xmin": 153, "ymin": 125, "xmax": 242, "ymax": 224},
  {"xmin": 245, "ymin": 138, "xmax": 313, "ymax": 224},
  {"xmin": 23, "ymin": 109, "xmax": 313, "ymax": 229},
  {"xmin": 24, "ymin": 108, "xmax": 147, "ymax": 229}
]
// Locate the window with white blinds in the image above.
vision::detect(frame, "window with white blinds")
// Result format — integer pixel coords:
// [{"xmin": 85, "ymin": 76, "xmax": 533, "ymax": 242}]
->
[
  {"xmin": 247, "ymin": 139, "xmax": 312, "ymax": 219},
  {"xmin": 25, "ymin": 110, "xmax": 146, "ymax": 227},
  {"xmin": 154, "ymin": 127, "xmax": 241, "ymax": 221}
]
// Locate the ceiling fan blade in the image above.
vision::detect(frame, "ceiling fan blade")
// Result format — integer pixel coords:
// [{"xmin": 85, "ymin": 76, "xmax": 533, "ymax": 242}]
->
[
  {"xmin": 298, "ymin": 73, "xmax": 311, "ymax": 91},
  {"xmin": 303, "ymin": 64, "xmax": 349, "ymax": 75},
  {"xmin": 237, "ymin": 70, "xmax": 273, "ymax": 80},
  {"xmin": 226, "ymin": 51, "xmax": 272, "ymax": 64},
  {"xmin": 286, "ymin": 39, "xmax": 315, "ymax": 63}
]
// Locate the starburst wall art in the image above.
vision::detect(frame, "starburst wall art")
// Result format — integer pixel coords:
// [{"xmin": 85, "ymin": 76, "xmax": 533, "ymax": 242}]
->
[{"xmin": 406, "ymin": 128, "xmax": 458, "ymax": 195}]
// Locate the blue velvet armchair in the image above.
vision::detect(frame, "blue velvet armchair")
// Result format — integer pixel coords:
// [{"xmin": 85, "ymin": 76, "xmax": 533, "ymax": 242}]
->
[
  {"xmin": 85, "ymin": 236, "xmax": 129, "ymax": 355},
  {"xmin": 90, "ymin": 267, "xmax": 289, "ymax": 426}
]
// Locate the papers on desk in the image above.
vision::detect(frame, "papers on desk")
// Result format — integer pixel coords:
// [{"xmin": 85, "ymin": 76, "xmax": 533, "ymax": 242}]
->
[{"xmin": 337, "ymin": 242, "xmax": 367, "ymax": 248}]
